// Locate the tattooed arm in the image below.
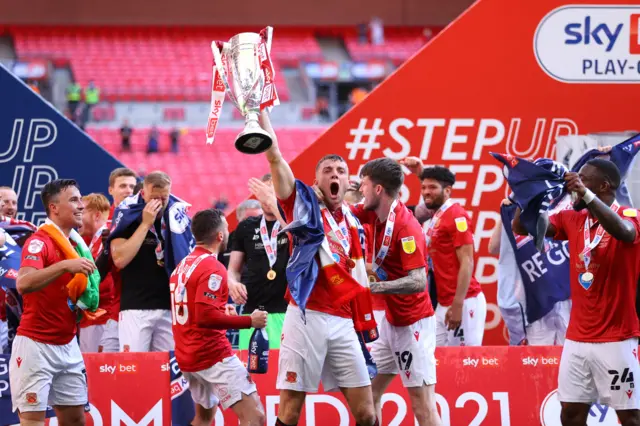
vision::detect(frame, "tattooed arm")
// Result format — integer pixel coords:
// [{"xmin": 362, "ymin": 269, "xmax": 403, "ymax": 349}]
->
[{"xmin": 370, "ymin": 267, "xmax": 427, "ymax": 294}]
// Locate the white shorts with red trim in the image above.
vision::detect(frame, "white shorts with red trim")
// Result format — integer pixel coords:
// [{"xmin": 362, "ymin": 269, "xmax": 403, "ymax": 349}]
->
[
  {"xmin": 371, "ymin": 315, "xmax": 437, "ymax": 387},
  {"xmin": 558, "ymin": 337, "xmax": 640, "ymax": 410},
  {"xmin": 80, "ymin": 319, "xmax": 119, "ymax": 353},
  {"xmin": 276, "ymin": 304, "xmax": 371, "ymax": 393},
  {"xmin": 183, "ymin": 355, "xmax": 255, "ymax": 410},
  {"xmin": 9, "ymin": 335, "xmax": 87, "ymax": 412},
  {"xmin": 435, "ymin": 292, "xmax": 486, "ymax": 347}
]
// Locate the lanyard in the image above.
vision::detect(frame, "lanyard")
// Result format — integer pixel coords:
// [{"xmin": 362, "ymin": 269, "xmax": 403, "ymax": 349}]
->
[
  {"xmin": 88, "ymin": 225, "xmax": 107, "ymax": 253},
  {"xmin": 321, "ymin": 204, "xmax": 351, "ymax": 255},
  {"xmin": 581, "ymin": 200, "xmax": 620, "ymax": 270},
  {"xmin": 148, "ymin": 218, "xmax": 165, "ymax": 265},
  {"xmin": 175, "ymin": 252, "xmax": 211, "ymax": 303},
  {"xmin": 372, "ymin": 199, "xmax": 399, "ymax": 273},
  {"xmin": 424, "ymin": 199, "xmax": 454, "ymax": 247},
  {"xmin": 259, "ymin": 216, "xmax": 281, "ymax": 269}
]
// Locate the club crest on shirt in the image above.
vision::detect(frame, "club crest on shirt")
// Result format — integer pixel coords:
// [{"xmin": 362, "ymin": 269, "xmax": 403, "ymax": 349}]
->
[
  {"xmin": 401, "ymin": 236, "xmax": 416, "ymax": 254},
  {"xmin": 208, "ymin": 274, "xmax": 222, "ymax": 291},
  {"xmin": 455, "ymin": 217, "xmax": 468, "ymax": 232},
  {"xmin": 623, "ymin": 208, "xmax": 638, "ymax": 218},
  {"xmin": 28, "ymin": 239, "xmax": 44, "ymax": 254}
]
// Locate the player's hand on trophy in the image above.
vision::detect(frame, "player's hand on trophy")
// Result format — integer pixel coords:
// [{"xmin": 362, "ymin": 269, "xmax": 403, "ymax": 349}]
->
[
  {"xmin": 399, "ymin": 157, "xmax": 424, "ymax": 176},
  {"xmin": 229, "ymin": 280, "xmax": 248, "ymax": 305},
  {"xmin": 250, "ymin": 309, "xmax": 268, "ymax": 329}
]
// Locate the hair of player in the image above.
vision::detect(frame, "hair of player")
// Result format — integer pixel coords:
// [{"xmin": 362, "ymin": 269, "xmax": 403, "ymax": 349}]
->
[
  {"xmin": 261, "ymin": 173, "xmax": 272, "ymax": 182},
  {"xmin": 108, "ymin": 167, "xmax": 137, "ymax": 188},
  {"xmin": 236, "ymin": 199, "xmax": 261, "ymax": 221},
  {"xmin": 360, "ymin": 157, "xmax": 404, "ymax": 197},
  {"xmin": 420, "ymin": 166, "xmax": 456, "ymax": 188},
  {"xmin": 144, "ymin": 171, "xmax": 172, "ymax": 189},
  {"xmin": 133, "ymin": 181, "xmax": 144, "ymax": 195},
  {"xmin": 41, "ymin": 179, "xmax": 79, "ymax": 215},
  {"xmin": 315, "ymin": 154, "xmax": 346, "ymax": 172},
  {"xmin": 0, "ymin": 186, "xmax": 14, "ymax": 192},
  {"xmin": 82, "ymin": 193, "xmax": 111, "ymax": 219},
  {"xmin": 585, "ymin": 158, "xmax": 621, "ymax": 191},
  {"xmin": 192, "ymin": 208, "xmax": 224, "ymax": 246}
]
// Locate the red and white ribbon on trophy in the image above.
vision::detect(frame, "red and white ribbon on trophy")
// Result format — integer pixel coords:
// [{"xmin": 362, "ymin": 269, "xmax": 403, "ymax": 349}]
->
[{"xmin": 206, "ymin": 27, "xmax": 280, "ymax": 145}]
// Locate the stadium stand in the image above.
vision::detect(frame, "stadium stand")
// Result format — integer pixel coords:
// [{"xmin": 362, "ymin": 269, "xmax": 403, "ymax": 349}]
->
[{"xmin": 87, "ymin": 126, "xmax": 325, "ymax": 211}]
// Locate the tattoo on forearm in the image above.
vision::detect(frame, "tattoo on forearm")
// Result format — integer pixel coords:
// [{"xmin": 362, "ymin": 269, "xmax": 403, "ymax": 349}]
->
[{"xmin": 370, "ymin": 267, "xmax": 427, "ymax": 294}]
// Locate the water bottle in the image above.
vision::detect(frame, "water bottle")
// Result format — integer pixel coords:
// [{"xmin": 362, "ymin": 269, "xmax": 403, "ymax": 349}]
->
[{"xmin": 248, "ymin": 306, "xmax": 269, "ymax": 374}]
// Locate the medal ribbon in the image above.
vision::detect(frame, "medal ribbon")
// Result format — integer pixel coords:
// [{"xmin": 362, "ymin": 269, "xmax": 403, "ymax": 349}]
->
[
  {"xmin": 424, "ymin": 198, "xmax": 454, "ymax": 247},
  {"xmin": 88, "ymin": 224, "xmax": 107, "ymax": 254},
  {"xmin": 372, "ymin": 199, "xmax": 399, "ymax": 273},
  {"xmin": 581, "ymin": 200, "xmax": 620, "ymax": 270},
  {"xmin": 176, "ymin": 252, "xmax": 212, "ymax": 304},
  {"xmin": 206, "ymin": 41, "xmax": 228, "ymax": 145},
  {"xmin": 321, "ymin": 204, "xmax": 351, "ymax": 256},
  {"xmin": 259, "ymin": 216, "xmax": 281, "ymax": 269},
  {"xmin": 148, "ymin": 219, "xmax": 165, "ymax": 265}
]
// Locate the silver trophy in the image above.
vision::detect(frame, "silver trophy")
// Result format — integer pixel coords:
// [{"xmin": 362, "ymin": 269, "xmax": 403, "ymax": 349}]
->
[{"xmin": 211, "ymin": 27, "xmax": 278, "ymax": 154}]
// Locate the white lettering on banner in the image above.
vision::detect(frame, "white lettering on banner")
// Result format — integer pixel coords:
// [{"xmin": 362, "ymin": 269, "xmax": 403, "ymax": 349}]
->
[
  {"xmin": 346, "ymin": 117, "xmax": 578, "ymax": 165},
  {"xmin": 521, "ymin": 241, "xmax": 570, "ymax": 282},
  {"xmin": 266, "ymin": 395, "xmax": 280, "ymax": 426},
  {"xmin": 111, "ymin": 399, "xmax": 162, "ymax": 426},
  {"xmin": 306, "ymin": 395, "xmax": 350, "ymax": 426}
]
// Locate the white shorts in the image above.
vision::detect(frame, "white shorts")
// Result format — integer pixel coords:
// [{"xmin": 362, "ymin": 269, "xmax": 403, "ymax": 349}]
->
[
  {"xmin": 183, "ymin": 355, "xmax": 256, "ymax": 410},
  {"xmin": 435, "ymin": 292, "xmax": 487, "ymax": 347},
  {"xmin": 277, "ymin": 304, "xmax": 371, "ymax": 393},
  {"xmin": 527, "ymin": 300, "xmax": 571, "ymax": 346},
  {"xmin": 371, "ymin": 315, "xmax": 436, "ymax": 387},
  {"xmin": 119, "ymin": 309, "xmax": 174, "ymax": 352},
  {"xmin": 558, "ymin": 338, "xmax": 640, "ymax": 410},
  {"xmin": 373, "ymin": 310, "xmax": 386, "ymax": 325},
  {"xmin": 0, "ymin": 320, "xmax": 7, "ymax": 353},
  {"xmin": 9, "ymin": 335, "xmax": 87, "ymax": 412},
  {"xmin": 80, "ymin": 319, "xmax": 119, "ymax": 353}
]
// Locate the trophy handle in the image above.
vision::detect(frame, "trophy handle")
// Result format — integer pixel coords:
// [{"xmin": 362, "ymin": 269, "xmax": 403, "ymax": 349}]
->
[{"xmin": 211, "ymin": 41, "xmax": 239, "ymax": 109}]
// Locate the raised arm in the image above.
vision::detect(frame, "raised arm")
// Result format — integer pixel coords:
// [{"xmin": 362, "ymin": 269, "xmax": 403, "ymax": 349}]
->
[
  {"xmin": 111, "ymin": 200, "xmax": 161, "ymax": 269},
  {"xmin": 260, "ymin": 111, "xmax": 295, "ymax": 200}
]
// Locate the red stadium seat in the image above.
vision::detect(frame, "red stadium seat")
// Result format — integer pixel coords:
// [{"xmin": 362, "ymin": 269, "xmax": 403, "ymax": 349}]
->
[
  {"xmin": 86, "ymin": 126, "xmax": 326, "ymax": 212},
  {"xmin": 10, "ymin": 27, "xmax": 321, "ymax": 102}
]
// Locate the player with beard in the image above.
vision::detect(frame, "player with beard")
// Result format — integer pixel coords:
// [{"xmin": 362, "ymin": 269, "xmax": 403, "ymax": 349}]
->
[
  {"xmin": 260, "ymin": 111, "xmax": 378, "ymax": 426},
  {"xmin": 513, "ymin": 159, "xmax": 640, "ymax": 426},
  {"xmin": 351, "ymin": 158, "xmax": 441, "ymax": 426},
  {"xmin": 10, "ymin": 179, "xmax": 94, "ymax": 426},
  {"xmin": 110, "ymin": 172, "xmax": 174, "ymax": 352},
  {"xmin": 402, "ymin": 158, "xmax": 486, "ymax": 347},
  {"xmin": 0, "ymin": 187, "xmax": 18, "ymax": 219},
  {"xmin": 171, "ymin": 209, "xmax": 267, "ymax": 426}
]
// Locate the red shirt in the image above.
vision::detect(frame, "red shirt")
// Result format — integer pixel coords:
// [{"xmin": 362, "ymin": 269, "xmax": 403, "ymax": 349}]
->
[
  {"xmin": 0, "ymin": 288, "xmax": 6, "ymax": 322},
  {"xmin": 279, "ymin": 190, "xmax": 352, "ymax": 319},
  {"xmin": 171, "ymin": 247, "xmax": 234, "ymax": 372},
  {"xmin": 107, "ymin": 205, "xmax": 122, "ymax": 322},
  {"xmin": 352, "ymin": 202, "xmax": 434, "ymax": 326},
  {"xmin": 550, "ymin": 207, "xmax": 640, "ymax": 342},
  {"xmin": 19, "ymin": 231, "xmax": 78, "ymax": 345},
  {"xmin": 80, "ymin": 227, "xmax": 118, "ymax": 328},
  {"xmin": 426, "ymin": 202, "xmax": 482, "ymax": 307}
]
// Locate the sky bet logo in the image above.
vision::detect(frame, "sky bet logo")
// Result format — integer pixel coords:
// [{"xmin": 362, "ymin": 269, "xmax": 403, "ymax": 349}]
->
[{"xmin": 534, "ymin": 6, "xmax": 640, "ymax": 83}]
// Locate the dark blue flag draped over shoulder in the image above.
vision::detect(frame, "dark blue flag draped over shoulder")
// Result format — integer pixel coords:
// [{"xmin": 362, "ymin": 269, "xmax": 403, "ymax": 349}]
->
[
  {"xmin": 570, "ymin": 133, "xmax": 640, "ymax": 206},
  {"xmin": 500, "ymin": 203, "xmax": 571, "ymax": 324},
  {"xmin": 106, "ymin": 193, "xmax": 195, "ymax": 276},
  {"xmin": 277, "ymin": 180, "xmax": 325, "ymax": 316},
  {"xmin": 490, "ymin": 153, "xmax": 567, "ymax": 252},
  {"xmin": 0, "ymin": 218, "xmax": 37, "ymax": 290}
]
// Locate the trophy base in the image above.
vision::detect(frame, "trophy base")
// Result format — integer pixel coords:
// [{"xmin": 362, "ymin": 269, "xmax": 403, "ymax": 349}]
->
[{"xmin": 235, "ymin": 125, "xmax": 273, "ymax": 154}]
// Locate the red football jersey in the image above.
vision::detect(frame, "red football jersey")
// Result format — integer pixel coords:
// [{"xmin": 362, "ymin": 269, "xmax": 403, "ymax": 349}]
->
[
  {"xmin": 279, "ymin": 190, "xmax": 352, "ymax": 319},
  {"xmin": 80, "ymin": 226, "xmax": 117, "ymax": 328},
  {"xmin": 352, "ymin": 202, "xmax": 434, "ymax": 326},
  {"xmin": 19, "ymin": 231, "xmax": 78, "ymax": 345},
  {"xmin": 107, "ymin": 205, "xmax": 122, "ymax": 322},
  {"xmin": 171, "ymin": 247, "xmax": 233, "ymax": 372},
  {"xmin": 426, "ymin": 203, "xmax": 482, "ymax": 307},
  {"xmin": 550, "ymin": 207, "xmax": 640, "ymax": 342}
]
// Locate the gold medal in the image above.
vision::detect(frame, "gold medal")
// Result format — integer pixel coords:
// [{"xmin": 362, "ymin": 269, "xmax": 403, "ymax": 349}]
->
[{"xmin": 267, "ymin": 269, "xmax": 277, "ymax": 280}]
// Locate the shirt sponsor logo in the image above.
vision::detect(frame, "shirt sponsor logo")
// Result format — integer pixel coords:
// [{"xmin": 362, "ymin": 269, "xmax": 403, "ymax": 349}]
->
[
  {"xmin": 27, "ymin": 239, "xmax": 44, "ymax": 254},
  {"xmin": 26, "ymin": 392, "xmax": 38, "ymax": 404},
  {"xmin": 203, "ymin": 291, "xmax": 216, "ymax": 300},
  {"xmin": 208, "ymin": 274, "xmax": 222, "ymax": 291}
]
